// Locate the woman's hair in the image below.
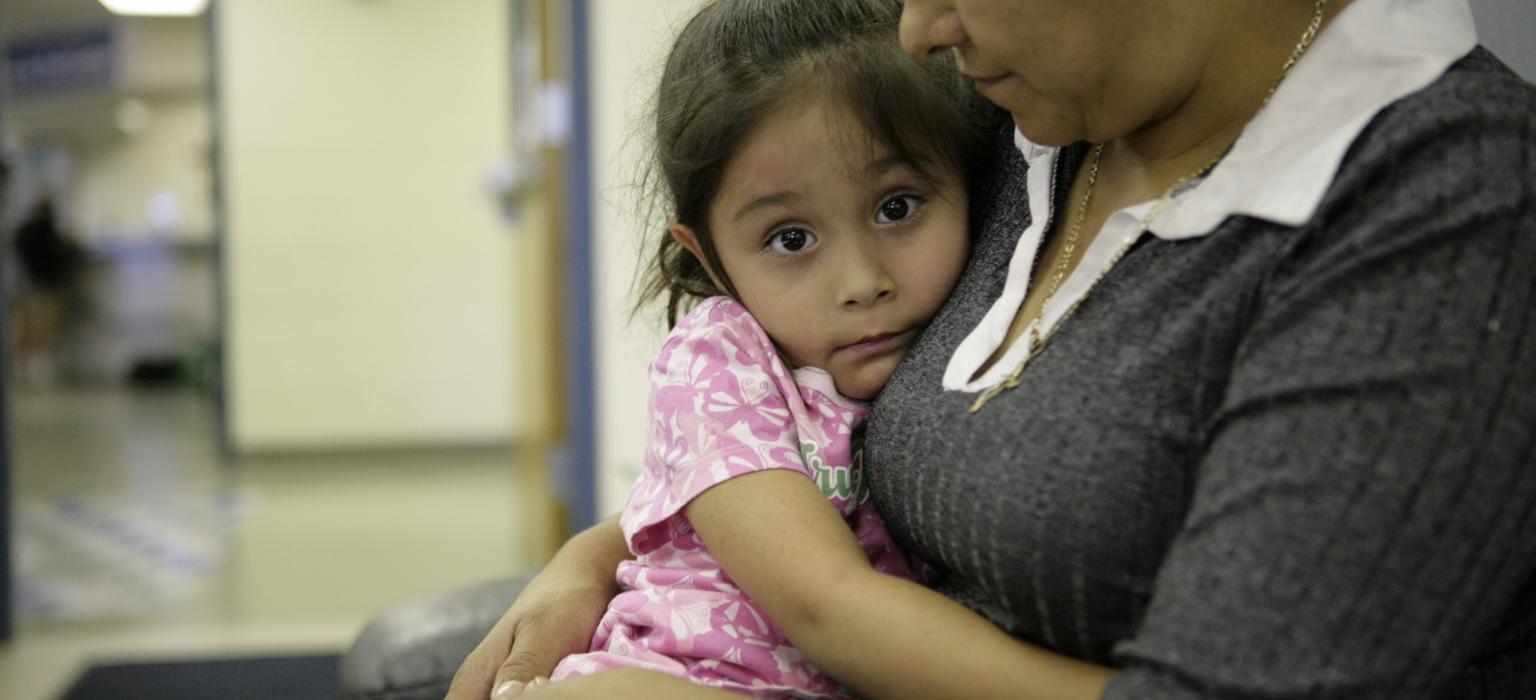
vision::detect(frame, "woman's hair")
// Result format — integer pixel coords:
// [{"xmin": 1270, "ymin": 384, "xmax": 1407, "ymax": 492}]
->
[{"xmin": 636, "ymin": 0, "xmax": 998, "ymax": 326}]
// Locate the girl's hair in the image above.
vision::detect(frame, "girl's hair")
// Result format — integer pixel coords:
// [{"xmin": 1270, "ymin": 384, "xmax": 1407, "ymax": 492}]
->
[{"xmin": 637, "ymin": 0, "xmax": 998, "ymax": 326}]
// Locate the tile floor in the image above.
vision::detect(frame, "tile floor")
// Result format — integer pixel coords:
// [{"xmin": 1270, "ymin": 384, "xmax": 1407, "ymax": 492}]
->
[{"xmin": 2, "ymin": 385, "xmax": 534, "ymax": 700}]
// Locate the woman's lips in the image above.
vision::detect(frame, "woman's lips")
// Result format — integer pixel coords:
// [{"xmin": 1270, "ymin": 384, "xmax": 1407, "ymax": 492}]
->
[
  {"xmin": 836, "ymin": 329, "xmax": 915, "ymax": 359},
  {"xmin": 965, "ymin": 72, "xmax": 1010, "ymax": 92}
]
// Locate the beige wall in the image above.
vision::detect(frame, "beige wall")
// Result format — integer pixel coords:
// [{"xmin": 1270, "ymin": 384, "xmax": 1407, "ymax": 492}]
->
[
  {"xmin": 217, "ymin": 0, "xmax": 523, "ymax": 452},
  {"xmin": 588, "ymin": 1, "xmax": 696, "ymax": 516},
  {"xmin": 72, "ymin": 93, "xmax": 213, "ymax": 243},
  {"xmin": 116, "ymin": 16, "xmax": 207, "ymax": 94}
]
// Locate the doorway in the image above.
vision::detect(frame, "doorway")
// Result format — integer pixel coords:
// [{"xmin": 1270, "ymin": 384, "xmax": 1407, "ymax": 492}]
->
[{"xmin": 2, "ymin": 0, "xmax": 226, "ymax": 630}]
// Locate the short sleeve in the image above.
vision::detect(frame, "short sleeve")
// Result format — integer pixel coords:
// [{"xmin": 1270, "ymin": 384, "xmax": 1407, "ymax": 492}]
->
[
  {"xmin": 1105, "ymin": 88, "xmax": 1536, "ymax": 697},
  {"xmin": 621, "ymin": 298, "xmax": 811, "ymax": 556}
]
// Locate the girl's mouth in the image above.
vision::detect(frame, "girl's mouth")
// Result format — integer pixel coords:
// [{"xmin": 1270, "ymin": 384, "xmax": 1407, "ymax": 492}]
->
[{"xmin": 836, "ymin": 329, "xmax": 914, "ymax": 358}]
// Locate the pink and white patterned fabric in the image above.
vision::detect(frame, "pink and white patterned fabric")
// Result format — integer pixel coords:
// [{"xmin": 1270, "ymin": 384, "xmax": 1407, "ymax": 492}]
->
[{"xmin": 550, "ymin": 297, "xmax": 919, "ymax": 699}]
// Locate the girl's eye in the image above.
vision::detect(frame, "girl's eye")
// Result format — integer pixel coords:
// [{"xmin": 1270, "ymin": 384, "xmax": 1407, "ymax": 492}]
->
[
  {"xmin": 767, "ymin": 228, "xmax": 816, "ymax": 254},
  {"xmin": 876, "ymin": 195, "xmax": 922, "ymax": 224}
]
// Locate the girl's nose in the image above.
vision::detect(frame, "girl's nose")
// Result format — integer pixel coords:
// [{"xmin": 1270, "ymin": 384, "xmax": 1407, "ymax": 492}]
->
[
  {"xmin": 838, "ymin": 245, "xmax": 896, "ymax": 309},
  {"xmin": 900, "ymin": 0, "xmax": 964, "ymax": 59}
]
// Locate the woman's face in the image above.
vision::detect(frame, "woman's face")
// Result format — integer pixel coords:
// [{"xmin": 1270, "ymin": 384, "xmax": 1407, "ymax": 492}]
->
[{"xmin": 900, "ymin": 0, "xmax": 1219, "ymax": 146}]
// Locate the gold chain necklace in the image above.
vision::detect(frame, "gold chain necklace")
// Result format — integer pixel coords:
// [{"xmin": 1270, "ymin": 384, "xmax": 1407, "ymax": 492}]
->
[{"xmin": 969, "ymin": 0, "xmax": 1328, "ymax": 414}]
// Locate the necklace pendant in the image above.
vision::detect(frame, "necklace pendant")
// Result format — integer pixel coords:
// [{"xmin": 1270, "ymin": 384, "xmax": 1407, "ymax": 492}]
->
[
  {"xmin": 968, "ymin": 385, "xmax": 1002, "ymax": 413},
  {"xmin": 971, "ymin": 350, "xmax": 1032, "ymax": 413}
]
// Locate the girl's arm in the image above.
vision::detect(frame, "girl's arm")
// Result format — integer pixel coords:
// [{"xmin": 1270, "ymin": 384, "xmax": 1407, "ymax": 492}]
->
[{"xmin": 686, "ymin": 469, "xmax": 1115, "ymax": 700}]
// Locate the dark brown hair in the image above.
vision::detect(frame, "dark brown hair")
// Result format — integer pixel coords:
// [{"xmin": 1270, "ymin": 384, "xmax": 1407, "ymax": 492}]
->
[{"xmin": 636, "ymin": 0, "xmax": 998, "ymax": 326}]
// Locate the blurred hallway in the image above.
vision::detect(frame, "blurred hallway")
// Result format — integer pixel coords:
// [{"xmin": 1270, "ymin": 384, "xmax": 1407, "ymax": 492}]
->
[{"xmin": 1, "ymin": 385, "xmax": 530, "ymax": 700}]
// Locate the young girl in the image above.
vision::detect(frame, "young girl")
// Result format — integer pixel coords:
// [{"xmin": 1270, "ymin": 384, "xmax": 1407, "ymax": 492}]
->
[{"xmin": 515, "ymin": 2, "xmax": 1088, "ymax": 699}]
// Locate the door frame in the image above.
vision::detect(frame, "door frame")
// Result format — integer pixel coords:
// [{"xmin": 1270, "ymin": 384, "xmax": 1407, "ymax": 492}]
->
[
  {"xmin": 0, "ymin": 24, "xmax": 14, "ymax": 645},
  {"xmin": 560, "ymin": 0, "xmax": 596, "ymax": 533}
]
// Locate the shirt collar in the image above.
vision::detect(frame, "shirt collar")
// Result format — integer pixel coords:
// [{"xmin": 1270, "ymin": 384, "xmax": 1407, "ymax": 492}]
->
[{"xmin": 1013, "ymin": 0, "xmax": 1478, "ymax": 240}]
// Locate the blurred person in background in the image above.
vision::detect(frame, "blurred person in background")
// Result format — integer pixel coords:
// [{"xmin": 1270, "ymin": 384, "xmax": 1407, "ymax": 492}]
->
[{"xmin": 11, "ymin": 197, "xmax": 85, "ymax": 387}]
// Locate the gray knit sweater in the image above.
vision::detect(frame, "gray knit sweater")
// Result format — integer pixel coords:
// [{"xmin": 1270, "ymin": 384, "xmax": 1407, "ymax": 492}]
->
[{"xmin": 864, "ymin": 48, "xmax": 1536, "ymax": 699}]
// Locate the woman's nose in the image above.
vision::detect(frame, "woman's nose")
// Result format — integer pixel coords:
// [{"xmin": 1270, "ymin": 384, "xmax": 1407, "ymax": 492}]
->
[{"xmin": 900, "ymin": 0, "xmax": 964, "ymax": 59}]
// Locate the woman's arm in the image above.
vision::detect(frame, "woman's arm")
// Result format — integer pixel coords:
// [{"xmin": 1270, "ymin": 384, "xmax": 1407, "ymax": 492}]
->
[
  {"xmin": 686, "ymin": 469, "xmax": 1115, "ymax": 700},
  {"xmin": 1104, "ymin": 86, "xmax": 1536, "ymax": 698},
  {"xmin": 445, "ymin": 515, "xmax": 631, "ymax": 700}
]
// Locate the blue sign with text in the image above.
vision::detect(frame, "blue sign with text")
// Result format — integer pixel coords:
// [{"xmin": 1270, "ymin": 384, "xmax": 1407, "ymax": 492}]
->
[{"xmin": 6, "ymin": 29, "xmax": 115, "ymax": 96}]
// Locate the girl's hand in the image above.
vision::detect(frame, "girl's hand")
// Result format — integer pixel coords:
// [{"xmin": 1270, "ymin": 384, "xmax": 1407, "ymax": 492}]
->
[
  {"xmin": 443, "ymin": 517, "xmax": 630, "ymax": 700},
  {"xmin": 520, "ymin": 669, "xmax": 743, "ymax": 700}
]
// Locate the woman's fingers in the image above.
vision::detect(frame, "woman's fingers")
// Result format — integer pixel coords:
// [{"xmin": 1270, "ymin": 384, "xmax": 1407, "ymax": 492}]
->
[
  {"xmin": 443, "ymin": 617, "xmax": 516, "ymax": 700},
  {"xmin": 446, "ymin": 517, "xmax": 629, "ymax": 699},
  {"xmin": 488, "ymin": 631, "xmax": 561, "ymax": 698},
  {"xmin": 490, "ymin": 674, "xmax": 550, "ymax": 699},
  {"xmin": 441, "ymin": 586, "xmax": 608, "ymax": 699}
]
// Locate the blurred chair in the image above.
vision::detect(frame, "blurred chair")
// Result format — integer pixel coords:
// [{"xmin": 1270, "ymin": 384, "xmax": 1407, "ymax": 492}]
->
[{"xmin": 340, "ymin": 574, "xmax": 531, "ymax": 700}]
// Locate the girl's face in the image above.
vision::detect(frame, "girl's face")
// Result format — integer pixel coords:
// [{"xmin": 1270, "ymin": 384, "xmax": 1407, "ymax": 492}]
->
[
  {"xmin": 673, "ymin": 95, "xmax": 969, "ymax": 400},
  {"xmin": 898, "ymin": 0, "xmax": 1220, "ymax": 146}
]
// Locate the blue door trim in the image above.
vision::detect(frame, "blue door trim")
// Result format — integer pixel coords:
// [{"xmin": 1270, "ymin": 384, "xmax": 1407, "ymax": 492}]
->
[{"xmin": 562, "ymin": 0, "xmax": 598, "ymax": 532}]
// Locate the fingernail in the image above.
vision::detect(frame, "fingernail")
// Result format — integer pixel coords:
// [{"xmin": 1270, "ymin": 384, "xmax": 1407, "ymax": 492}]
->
[{"xmin": 491, "ymin": 680, "xmax": 527, "ymax": 699}]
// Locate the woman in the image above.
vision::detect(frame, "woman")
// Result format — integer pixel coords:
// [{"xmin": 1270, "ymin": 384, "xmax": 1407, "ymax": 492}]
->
[{"xmin": 448, "ymin": 0, "xmax": 1536, "ymax": 697}]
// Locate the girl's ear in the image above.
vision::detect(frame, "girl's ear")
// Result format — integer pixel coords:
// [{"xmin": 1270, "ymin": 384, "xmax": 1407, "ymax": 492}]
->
[{"xmin": 670, "ymin": 224, "xmax": 726, "ymax": 291}]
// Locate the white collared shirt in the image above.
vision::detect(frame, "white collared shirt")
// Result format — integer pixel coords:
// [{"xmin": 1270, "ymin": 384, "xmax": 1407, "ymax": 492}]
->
[{"xmin": 942, "ymin": 0, "xmax": 1479, "ymax": 393}]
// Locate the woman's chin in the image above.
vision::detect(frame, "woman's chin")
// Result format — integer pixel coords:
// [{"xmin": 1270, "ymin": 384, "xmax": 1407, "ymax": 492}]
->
[
  {"xmin": 1011, "ymin": 116, "xmax": 1080, "ymax": 148},
  {"xmin": 1004, "ymin": 104, "xmax": 1090, "ymax": 148}
]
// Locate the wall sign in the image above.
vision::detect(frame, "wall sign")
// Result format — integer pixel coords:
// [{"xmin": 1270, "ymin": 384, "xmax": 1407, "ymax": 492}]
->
[{"xmin": 6, "ymin": 29, "xmax": 115, "ymax": 97}]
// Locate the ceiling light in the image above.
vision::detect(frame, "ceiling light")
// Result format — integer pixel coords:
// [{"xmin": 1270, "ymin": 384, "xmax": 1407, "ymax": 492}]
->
[{"xmin": 97, "ymin": 0, "xmax": 209, "ymax": 16}]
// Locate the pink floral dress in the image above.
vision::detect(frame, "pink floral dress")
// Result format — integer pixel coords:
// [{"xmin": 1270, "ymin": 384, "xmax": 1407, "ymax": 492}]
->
[{"xmin": 550, "ymin": 297, "xmax": 919, "ymax": 699}]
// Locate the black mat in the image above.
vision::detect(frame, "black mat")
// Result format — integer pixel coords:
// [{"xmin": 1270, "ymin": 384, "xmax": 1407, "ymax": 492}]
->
[{"xmin": 58, "ymin": 654, "xmax": 341, "ymax": 700}]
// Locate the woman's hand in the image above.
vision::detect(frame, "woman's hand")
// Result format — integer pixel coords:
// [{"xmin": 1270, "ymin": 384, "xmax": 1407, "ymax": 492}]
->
[
  {"xmin": 519, "ymin": 669, "xmax": 744, "ymax": 700},
  {"xmin": 444, "ymin": 516, "xmax": 630, "ymax": 700}
]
